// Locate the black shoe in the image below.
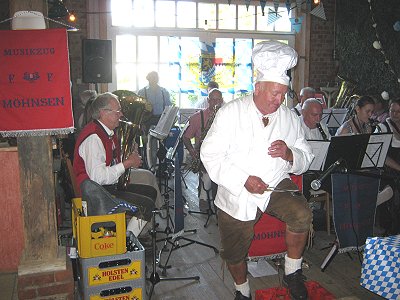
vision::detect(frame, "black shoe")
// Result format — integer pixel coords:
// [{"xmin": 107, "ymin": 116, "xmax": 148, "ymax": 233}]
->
[
  {"xmin": 234, "ymin": 291, "xmax": 252, "ymax": 300},
  {"xmin": 283, "ymin": 269, "xmax": 308, "ymax": 300}
]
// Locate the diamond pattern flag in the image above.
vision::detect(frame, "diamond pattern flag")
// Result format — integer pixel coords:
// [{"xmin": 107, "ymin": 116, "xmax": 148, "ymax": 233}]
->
[
  {"xmin": 268, "ymin": 8, "xmax": 282, "ymax": 25},
  {"xmin": 360, "ymin": 235, "xmax": 400, "ymax": 300},
  {"xmin": 311, "ymin": 2, "xmax": 327, "ymax": 20}
]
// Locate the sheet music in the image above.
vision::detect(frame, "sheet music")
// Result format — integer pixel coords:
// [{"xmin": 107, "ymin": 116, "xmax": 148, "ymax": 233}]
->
[
  {"xmin": 308, "ymin": 140, "xmax": 330, "ymax": 171},
  {"xmin": 361, "ymin": 133, "xmax": 392, "ymax": 168},
  {"xmin": 321, "ymin": 108, "xmax": 348, "ymax": 128},
  {"xmin": 166, "ymin": 122, "xmax": 190, "ymax": 160},
  {"xmin": 149, "ymin": 106, "xmax": 179, "ymax": 140}
]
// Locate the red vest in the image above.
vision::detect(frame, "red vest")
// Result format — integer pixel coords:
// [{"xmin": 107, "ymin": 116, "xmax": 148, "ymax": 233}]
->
[{"xmin": 73, "ymin": 120, "xmax": 121, "ymax": 195}]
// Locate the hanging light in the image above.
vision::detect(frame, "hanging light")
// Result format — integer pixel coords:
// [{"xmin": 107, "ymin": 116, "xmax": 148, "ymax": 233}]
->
[
  {"xmin": 68, "ymin": 11, "xmax": 76, "ymax": 22},
  {"xmin": 313, "ymin": 0, "xmax": 320, "ymax": 5}
]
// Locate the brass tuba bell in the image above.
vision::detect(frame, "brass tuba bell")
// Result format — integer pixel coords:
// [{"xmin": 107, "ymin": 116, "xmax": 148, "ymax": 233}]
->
[
  {"xmin": 334, "ymin": 75, "xmax": 357, "ymax": 108},
  {"xmin": 112, "ymin": 90, "xmax": 152, "ymax": 189}
]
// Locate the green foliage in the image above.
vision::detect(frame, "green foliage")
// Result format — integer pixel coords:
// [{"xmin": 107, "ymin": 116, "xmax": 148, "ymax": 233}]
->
[{"xmin": 336, "ymin": 0, "xmax": 400, "ymax": 97}]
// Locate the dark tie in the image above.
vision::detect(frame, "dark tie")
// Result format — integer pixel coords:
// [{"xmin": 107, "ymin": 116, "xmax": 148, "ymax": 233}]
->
[{"xmin": 262, "ymin": 116, "xmax": 269, "ymax": 127}]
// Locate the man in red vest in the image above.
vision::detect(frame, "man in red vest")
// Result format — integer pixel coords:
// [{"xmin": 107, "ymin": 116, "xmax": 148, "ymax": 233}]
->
[{"xmin": 73, "ymin": 92, "xmax": 156, "ymax": 222}]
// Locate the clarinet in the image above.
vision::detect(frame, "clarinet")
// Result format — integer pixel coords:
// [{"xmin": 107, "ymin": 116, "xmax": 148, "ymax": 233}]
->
[{"xmin": 316, "ymin": 123, "xmax": 328, "ymax": 141}]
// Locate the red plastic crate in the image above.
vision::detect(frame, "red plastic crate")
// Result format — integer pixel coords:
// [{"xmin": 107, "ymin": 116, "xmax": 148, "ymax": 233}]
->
[{"xmin": 255, "ymin": 281, "xmax": 336, "ymax": 300}]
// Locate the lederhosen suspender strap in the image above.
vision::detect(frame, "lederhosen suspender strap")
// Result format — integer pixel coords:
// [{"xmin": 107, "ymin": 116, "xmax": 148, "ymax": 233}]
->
[{"xmin": 294, "ymin": 107, "xmax": 301, "ymax": 116}]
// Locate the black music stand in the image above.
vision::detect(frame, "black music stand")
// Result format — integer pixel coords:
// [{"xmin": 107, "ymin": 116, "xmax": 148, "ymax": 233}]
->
[
  {"xmin": 321, "ymin": 108, "xmax": 348, "ymax": 128},
  {"xmin": 319, "ymin": 134, "xmax": 391, "ymax": 271},
  {"xmin": 146, "ymin": 209, "xmax": 200, "ymax": 300},
  {"xmin": 158, "ymin": 146, "xmax": 219, "ymax": 276}
]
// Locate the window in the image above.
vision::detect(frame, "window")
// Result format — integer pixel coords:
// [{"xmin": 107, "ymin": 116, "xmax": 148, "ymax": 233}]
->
[{"xmin": 109, "ymin": 0, "xmax": 295, "ymax": 108}]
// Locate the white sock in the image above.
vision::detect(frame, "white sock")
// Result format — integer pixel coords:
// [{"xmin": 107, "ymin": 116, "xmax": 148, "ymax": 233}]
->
[
  {"xmin": 285, "ymin": 254, "xmax": 303, "ymax": 275},
  {"xmin": 234, "ymin": 279, "xmax": 250, "ymax": 297}
]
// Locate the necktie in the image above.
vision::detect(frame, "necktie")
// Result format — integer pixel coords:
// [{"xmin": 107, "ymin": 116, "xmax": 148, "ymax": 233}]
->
[{"xmin": 262, "ymin": 116, "xmax": 269, "ymax": 127}]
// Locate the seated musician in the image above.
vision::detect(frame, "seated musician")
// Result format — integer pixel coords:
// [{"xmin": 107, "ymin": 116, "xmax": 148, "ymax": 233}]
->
[
  {"xmin": 73, "ymin": 92, "xmax": 157, "ymax": 229},
  {"xmin": 374, "ymin": 98, "xmax": 400, "ymax": 234},
  {"xmin": 375, "ymin": 98, "xmax": 400, "ymax": 173},
  {"xmin": 183, "ymin": 88, "xmax": 224, "ymax": 211},
  {"xmin": 335, "ymin": 96, "xmax": 375, "ymax": 136},
  {"xmin": 300, "ymin": 98, "xmax": 330, "ymax": 141},
  {"xmin": 300, "ymin": 98, "xmax": 331, "ymax": 200}
]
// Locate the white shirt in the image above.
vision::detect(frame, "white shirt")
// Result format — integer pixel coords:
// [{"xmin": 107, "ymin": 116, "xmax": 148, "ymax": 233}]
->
[
  {"xmin": 200, "ymin": 94, "xmax": 314, "ymax": 221},
  {"xmin": 300, "ymin": 117, "xmax": 331, "ymax": 140},
  {"xmin": 78, "ymin": 121, "xmax": 125, "ymax": 185}
]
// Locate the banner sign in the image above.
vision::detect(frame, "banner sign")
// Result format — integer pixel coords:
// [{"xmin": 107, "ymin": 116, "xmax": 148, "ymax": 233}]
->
[
  {"xmin": 331, "ymin": 173, "xmax": 379, "ymax": 252},
  {"xmin": 0, "ymin": 29, "xmax": 74, "ymax": 137}
]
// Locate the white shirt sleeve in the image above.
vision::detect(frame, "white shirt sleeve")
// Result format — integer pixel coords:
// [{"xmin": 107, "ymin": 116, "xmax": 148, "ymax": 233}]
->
[{"xmin": 78, "ymin": 134, "xmax": 125, "ymax": 185}]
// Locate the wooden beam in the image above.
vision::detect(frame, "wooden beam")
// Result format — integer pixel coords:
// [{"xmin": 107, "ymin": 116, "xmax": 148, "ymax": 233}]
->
[{"xmin": 9, "ymin": 0, "xmax": 61, "ymax": 274}]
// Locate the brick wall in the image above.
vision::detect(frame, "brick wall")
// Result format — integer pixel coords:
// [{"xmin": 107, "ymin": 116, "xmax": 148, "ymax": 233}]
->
[
  {"xmin": 18, "ymin": 258, "xmax": 75, "ymax": 300},
  {"xmin": 309, "ymin": 0, "xmax": 338, "ymax": 90}
]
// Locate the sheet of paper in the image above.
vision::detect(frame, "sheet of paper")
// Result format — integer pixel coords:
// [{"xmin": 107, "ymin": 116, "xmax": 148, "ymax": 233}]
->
[
  {"xmin": 247, "ymin": 260, "xmax": 278, "ymax": 278},
  {"xmin": 321, "ymin": 108, "xmax": 348, "ymax": 127},
  {"xmin": 361, "ymin": 133, "xmax": 392, "ymax": 168},
  {"xmin": 308, "ymin": 140, "xmax": 330, "ymax": 171}
]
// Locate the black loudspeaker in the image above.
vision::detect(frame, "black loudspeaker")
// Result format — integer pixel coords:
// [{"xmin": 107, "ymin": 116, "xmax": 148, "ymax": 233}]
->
[{"xmin": 82, "ymin": 39, "xmax": 112, "ymax": 83}]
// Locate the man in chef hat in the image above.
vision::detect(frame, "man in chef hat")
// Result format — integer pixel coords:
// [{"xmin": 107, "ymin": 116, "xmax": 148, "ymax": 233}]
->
[{"xmin": 200, "ymin": 41, "xmax": 313, "ymax": 300}]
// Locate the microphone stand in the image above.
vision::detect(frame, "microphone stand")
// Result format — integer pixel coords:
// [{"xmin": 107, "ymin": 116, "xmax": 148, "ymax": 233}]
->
[{"xmin": 311, "ymin": 158, "xmax": 346, "ymax": 191}]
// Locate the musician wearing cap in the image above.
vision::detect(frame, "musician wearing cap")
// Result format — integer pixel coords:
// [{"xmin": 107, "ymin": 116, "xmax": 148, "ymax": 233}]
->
[
  {"xmin": 300, "ymin": 98, "xmax": 330, "ymax": 141},
  {"xmin": 201, "ymin": 41, "xmax": 313, "ymax": 300},
  {"xmin": 183, "ymin": 88, "xmax": 224, "ymax": 211},
  {"xmin": 73, "ymin": 92, "xmax": 158, "ymax": 230}
]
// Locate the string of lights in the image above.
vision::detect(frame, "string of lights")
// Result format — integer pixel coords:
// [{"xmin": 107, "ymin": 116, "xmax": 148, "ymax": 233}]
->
[{"xmin": 368, "ymin": 0, "xmax": 400, "ymax": 86}]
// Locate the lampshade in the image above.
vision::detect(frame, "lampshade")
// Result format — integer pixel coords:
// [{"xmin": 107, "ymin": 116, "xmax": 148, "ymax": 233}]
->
[{"xmin": 11, "ymin": 11, "xmax": 46, "ymax": 30}]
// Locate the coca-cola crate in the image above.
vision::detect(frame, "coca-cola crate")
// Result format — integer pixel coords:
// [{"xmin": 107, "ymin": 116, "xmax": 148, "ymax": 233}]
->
[{"xmin": 72, "ymin": 197, "xmax": 126, "ymax": 258}]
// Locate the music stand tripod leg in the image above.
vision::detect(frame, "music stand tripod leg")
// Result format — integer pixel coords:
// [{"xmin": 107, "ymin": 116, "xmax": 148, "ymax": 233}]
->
[
  {"xmin": 320, "ymin": 240, "xmax": 339, "ymax": 272},
  {"xmin": 146, "ymin": 210, "xmax": 200, "ymax": 300}
]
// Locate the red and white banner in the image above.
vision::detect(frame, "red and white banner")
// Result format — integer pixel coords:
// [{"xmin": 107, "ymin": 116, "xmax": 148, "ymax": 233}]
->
[{"xmin": 0, "ymin": 29, "xmax": 74, "ymax": 136}]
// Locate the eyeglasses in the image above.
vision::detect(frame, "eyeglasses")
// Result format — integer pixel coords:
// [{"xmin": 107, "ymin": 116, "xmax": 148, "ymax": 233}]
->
[
  {"xmin": 209, "ymin": 97, "xmax": 223, "ymax": 101},
  {"xmin": 389, "ymin": 109, "xmax": 400, "ymax": 114},
  {"xmin": 103, "ymin": 108, "xmax": 122, "ymax": 114}
]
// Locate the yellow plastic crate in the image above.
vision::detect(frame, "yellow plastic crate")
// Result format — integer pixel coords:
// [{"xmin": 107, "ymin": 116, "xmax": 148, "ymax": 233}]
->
[
  {"xmin": 88, "ymin": 285, "xmax": 143, "ymax": 300},
  {"xmin": 72, "ymin": 198, "xmax": 126, "ymax": 258}
]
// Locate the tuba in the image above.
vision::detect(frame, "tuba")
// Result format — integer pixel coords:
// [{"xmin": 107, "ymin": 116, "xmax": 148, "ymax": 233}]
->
[
  {"xmin": 333, "ymin": 75, "xmax": 357, "ymax": 108},
  {"xmin": 112, "ymin": 90, "xmax": 152, "ymax": 189}
]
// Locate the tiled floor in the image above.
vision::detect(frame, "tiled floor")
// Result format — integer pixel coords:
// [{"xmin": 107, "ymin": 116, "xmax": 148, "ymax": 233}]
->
[{"xmin": 0, "ymin": 272, "xmax": 17, "ymax": 300}]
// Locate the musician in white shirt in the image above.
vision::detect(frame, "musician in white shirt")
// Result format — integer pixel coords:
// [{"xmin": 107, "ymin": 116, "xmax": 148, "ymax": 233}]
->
[
  {"xmin": 201, "ymin": 41, "xmax": 313, "ymax": 300},
  {"xmin": 300, "ymin": 98, "xmax": 330, "ymax": 141}
]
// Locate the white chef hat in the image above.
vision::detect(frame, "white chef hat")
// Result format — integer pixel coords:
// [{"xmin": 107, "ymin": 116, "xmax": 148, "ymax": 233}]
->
[{"xmin": 252, "ymin": 41, "xmax": 298, "ymax": 86}]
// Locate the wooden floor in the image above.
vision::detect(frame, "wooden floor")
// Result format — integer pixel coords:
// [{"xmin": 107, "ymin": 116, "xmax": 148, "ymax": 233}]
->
[{"xmin": 145, "ymin": 171, "xmax": 384, "ymax": 300}]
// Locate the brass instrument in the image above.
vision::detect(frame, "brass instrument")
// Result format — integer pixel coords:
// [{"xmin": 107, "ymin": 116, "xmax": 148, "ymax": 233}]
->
[
  {"xmin": 334, "ymin": 75, "xmax": 357, "ymax": 108},
  {"xmin": 112, "ymin": 90, "xmax": 152, "ymax": 189},
  {"xmin": 191, "ymin": 105, "xmax": 219, "ymax": 173}
]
